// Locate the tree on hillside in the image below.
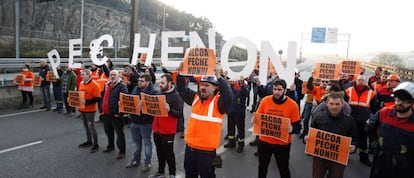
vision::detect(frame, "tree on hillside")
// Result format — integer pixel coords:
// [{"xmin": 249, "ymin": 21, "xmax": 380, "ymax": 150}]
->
[{"xmin": 371, "ymin": 52, "xmax": 403, "ymax": 68}]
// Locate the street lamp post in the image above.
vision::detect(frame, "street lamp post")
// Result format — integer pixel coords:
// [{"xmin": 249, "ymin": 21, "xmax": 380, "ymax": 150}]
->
[{"xmin": 162, "ymin": 6, "xmax": 166, "ymax": 31}]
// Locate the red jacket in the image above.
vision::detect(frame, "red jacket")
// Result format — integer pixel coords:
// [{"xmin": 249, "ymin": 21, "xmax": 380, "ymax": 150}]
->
[{"xmin": 153, "ymin": 114, "xmax": 178, "ymax": 134}]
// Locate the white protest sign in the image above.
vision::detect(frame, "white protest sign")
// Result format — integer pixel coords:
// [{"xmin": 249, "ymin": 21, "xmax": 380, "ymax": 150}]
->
[
  {"xmin": 47, "ymin": 49, "xmax": 61, "ymax": 79},
  {"xmin": 160, "ymin": 31, "xmax": 185, "ymax": 67},
  {"xmin": 68, "ymin": 38, "xmax": 82, "ymax": 69},
  {"xmin": 90, "ymin": 34, "xmax": 113, "ymax": 66},
  {"xmin": 221, "ymin": 37, "xmax": 257, "ymax": 80},
  {"xmin": 47, "ymin": 30, "xmax": 297, "ymax": 86},
  {"xmin": 260, "ymin": 41, "xmax": 297, "ymax": 87},
  {"xmin": 131, "ymin": 33, "xmax": 156, "ymax": 66}
]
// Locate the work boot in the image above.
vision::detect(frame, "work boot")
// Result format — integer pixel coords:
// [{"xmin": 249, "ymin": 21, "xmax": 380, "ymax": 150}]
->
[
  {"xmin": 212, "ymin": 155, "xmax": 222, "ymax": 168},
  {"xmin": 236, "ymin": 141, "xmax": 244, "ymax": 153},
  {"xmin": 359, "ymin": 152, "xmax": 372, "ymax": 167},
  {"xmin": 223, "ymin": 139, "xmax": 236, "ymax": 148}
]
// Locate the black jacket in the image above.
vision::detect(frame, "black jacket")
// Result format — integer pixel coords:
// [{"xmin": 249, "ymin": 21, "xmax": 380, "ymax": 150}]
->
[
  {"xmin": 130, "ymin": 83, "xmax": 158, "ymax": 124},
  {"xmin": 103, "ymin": 80, "xmax": 128, "ymax": 116},
  {"xmin": 311, "ymin": 111, "xmax": 359, "ymax": 147},
  {"xmin": 161, "ymin": 85, "xmax": 184, "ymax": 118},
  {"xmin": 39, "ymin": 64, "xmax": 50, "ymax": 86}
]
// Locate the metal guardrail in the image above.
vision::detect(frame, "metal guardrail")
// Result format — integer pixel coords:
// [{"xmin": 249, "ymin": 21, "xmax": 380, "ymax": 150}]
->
[{"xmin": 361, "ymin": 61, "xmax": 414, "ymax": 81}]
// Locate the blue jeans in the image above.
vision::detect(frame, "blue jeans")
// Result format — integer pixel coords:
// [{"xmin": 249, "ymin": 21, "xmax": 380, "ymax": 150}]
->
[
  {"xmin": 52, "ymin": 85, "xmax": 63, "ymax": 110},
  {"xmin": 41, "ymin": 85, "xmax": 51, "ymax": 108},
  {"xmin": 301, "ymin": 102, "xmax": 313, "ymax": 135},
  {"xmin": 130, "ymin": 123, "xmax": 152, "ymax": 165}
]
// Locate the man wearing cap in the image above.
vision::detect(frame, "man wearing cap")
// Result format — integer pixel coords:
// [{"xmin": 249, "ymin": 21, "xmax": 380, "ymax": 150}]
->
[
  {"xmin": 366, "ymin": 82, "xmax": 414, "ymax": 178},
  {"xmin": 176, "ymin": 63, "xmax": 232, "ymax": 178},
  {"xmin": 375, "ymin": 73, "xmax": 401, "ymax": 110}
]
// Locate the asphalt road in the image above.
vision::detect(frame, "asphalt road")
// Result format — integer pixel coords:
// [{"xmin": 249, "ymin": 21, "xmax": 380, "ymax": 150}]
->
[{"xmin": 0, "ymin": 57, "xmax": 373, "ymax": 178}]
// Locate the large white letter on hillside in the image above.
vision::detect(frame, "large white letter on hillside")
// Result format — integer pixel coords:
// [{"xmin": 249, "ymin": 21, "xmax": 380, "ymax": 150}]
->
[
  {"xmin": 260, "ymin": 41, "xmax": 297, "ymax": 87},
  {"xmin": 189, "ymin": 29, "xmax": 216, "ymax": 53},
  {"xmin": 47, "ymin": 49, "xmax": 61, "ymax": 78},
  {"xmin": 68, "ymin": 38, "xmax": 82, "ymax": 69},
  {"xmin": 161, "ymin": 31, "xmax": 185, "ymax": 68},
  {"xmin": 90, "ymin": 34, "xmax": 113, "ymax": 66},
  {"xmin": 131, "ymin": 33, "xmax": 156, "ymax": 66},
  {"xmin": 220, "ymin": 37, "xmax": 257, "ymax": 79}
]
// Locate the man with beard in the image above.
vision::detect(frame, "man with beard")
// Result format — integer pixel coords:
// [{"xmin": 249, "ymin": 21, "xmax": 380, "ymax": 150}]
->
[
  {"xmin": 345, "ymin": 75, "xmax": 378, "ymax": 166},
  {"xmin": 126, "ymin": 74, "xmax": 158, "ymax": 172},
  {"xmin": 365, "ymin": 82, "xmax": 414, "ymax": 178},
  {"xmin": 149, "ymin": 74, "xmax": 183, "ymax": 178},
  {"xmin": 101, "ymin": 70, "xmax": 128, "ymax": 159},
  {"xmin": 177, "ymin": 63, "xmax": 232, "ymax": 178},
  {"xmin": 254, "ymin": 79, "xmax": 301, "ymax": 178}
]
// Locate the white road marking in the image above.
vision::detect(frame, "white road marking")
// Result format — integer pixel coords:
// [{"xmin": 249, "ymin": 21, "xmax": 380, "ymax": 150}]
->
[
  {"xmin": 0, "ymin": 140, "xmax": 43, "ymax": 154},
  {"xmin": 0, "ymin": 109, "xmax": 43, "ymax": 119}
]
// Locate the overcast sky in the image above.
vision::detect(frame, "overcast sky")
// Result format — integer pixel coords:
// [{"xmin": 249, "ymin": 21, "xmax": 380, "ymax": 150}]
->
[{"xmin": 160, "ymin": 0, "xmax": 414, "ymax": 56}]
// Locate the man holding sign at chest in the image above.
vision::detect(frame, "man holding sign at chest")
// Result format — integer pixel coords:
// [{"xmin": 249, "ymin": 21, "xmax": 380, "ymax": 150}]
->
[
  {"xmin": 306, "ymin": 93, "xmax": 359, "ymax": 178},
  {"xmin": 177, "ymin": 61, "xmax": 232, "ymax": 178},
  {"xmin": 254, "ymin": 79, "xmax": 300, "ymax": 178}
]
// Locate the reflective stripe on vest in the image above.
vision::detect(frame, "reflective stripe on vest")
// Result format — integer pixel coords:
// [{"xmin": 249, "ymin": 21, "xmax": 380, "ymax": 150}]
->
[
  {"xmin": 186, "ymin": 94, "xmax": 224, "ymax": 150},
  {"xmin": 347, "ymin": 87, "xmax": 374, "ymax": 108},
  {"xmin": 190, "ymin": 96, "xmax": 222, "ymax": 123}
]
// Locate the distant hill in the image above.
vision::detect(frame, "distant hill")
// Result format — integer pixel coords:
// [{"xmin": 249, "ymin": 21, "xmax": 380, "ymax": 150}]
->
[{"xmin": 0, "ymin": 0, "xmax": 235, "ymax": 58}]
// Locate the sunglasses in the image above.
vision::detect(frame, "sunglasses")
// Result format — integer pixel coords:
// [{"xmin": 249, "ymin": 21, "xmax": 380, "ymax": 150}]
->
[{"xmin": 322, "ymin": 81, "xmax": 329, "ymax": 83}]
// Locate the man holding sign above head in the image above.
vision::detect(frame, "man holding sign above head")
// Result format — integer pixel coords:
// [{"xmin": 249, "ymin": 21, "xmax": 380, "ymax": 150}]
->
[
  {"xmin": 126, "ymin": 74, "xmax": 158, "ymax": 171},
  {"xmin": 306, "ymin": 93, "xmax": 359, "ymax": 178},
  {"xmin": 101, "ymin": 70, "xmax": 128, "ymax": 159},
  {"xmin": 177, "ymin": 61, "xmax": 232, "ymax": 178},
  {"xmin": 149, "ymin": 73, "xmax": 184, "ymax": 178},
  {"xmin": 253, "ymin": 79, "xmax": 300, "ymax": 178}
]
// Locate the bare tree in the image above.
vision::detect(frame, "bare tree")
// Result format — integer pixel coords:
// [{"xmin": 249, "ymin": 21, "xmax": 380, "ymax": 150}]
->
[{"xmin": 371, "ymin": 52, "xmax": 403, "ymax": 67}]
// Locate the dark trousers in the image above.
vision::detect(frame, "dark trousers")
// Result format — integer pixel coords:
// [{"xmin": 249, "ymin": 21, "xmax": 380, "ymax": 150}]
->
[
  {"xmin": 80, "ymin": 112, "xmax": 97, "ymax": 145},
  {"xmin": 52, "ymin": 85, "xmax": 63, "ymax": 110},
  {"xmin": 356, "ymin": 121, "xmax": 368, "ymax": 151},
  {"xmin": 103, "ymin": 115, "xmax": 125, "ymax": 153},
  {"xmin": 154, "ymin": 133, "xmax": 176, "ymax": 175},
  {"xmin": 41, "ymin": 85, "xmax": 51, "ymax": 108},
  {"xmin": 370, "ymin": 151, "xmax": 414, "ymax": 178},
  {"xmin": 184, "ymin": 146, "xmax": 216, "ymax": 178},
  {"xmin": 177, "ymin": 116, "xmax": 185, "ymax": 132},
  {"xmin": 258, "ymin": 141, "xmax": 291, "ymax": 178},
  {"xmin": 62, "ymin": 92, "xmax": 75, "ymax": 113},
  {"xmin": 227, "ymin": 111, "xmax": 245, "ymax": 141},
  {"xmin": 301, "ymin": 102, "xmax": 313, "ymax": 135},
  {"xmin": 21, "ymin": 90, "xmax": 33, "ymax": 105},
  {"xmin": 312, "ymin": 157, "xmax": 345, "ymax": 178}
]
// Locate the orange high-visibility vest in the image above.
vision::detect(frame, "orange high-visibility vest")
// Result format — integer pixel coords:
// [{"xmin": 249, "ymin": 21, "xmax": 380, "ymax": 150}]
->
[
  {"xmin": 185, "ymin": 94, "xmax": 224, "ymax": 151},
  {"xmin": 346, "ymin": 87, "xmax": 375, "ymax": 108},
  {"xmin": 91, "ymin": 69, "xmax": 100, "ymax": 81},
  {"xmin": 97, "ymin": 73, "xmax": 109, "ymax": 92}
]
